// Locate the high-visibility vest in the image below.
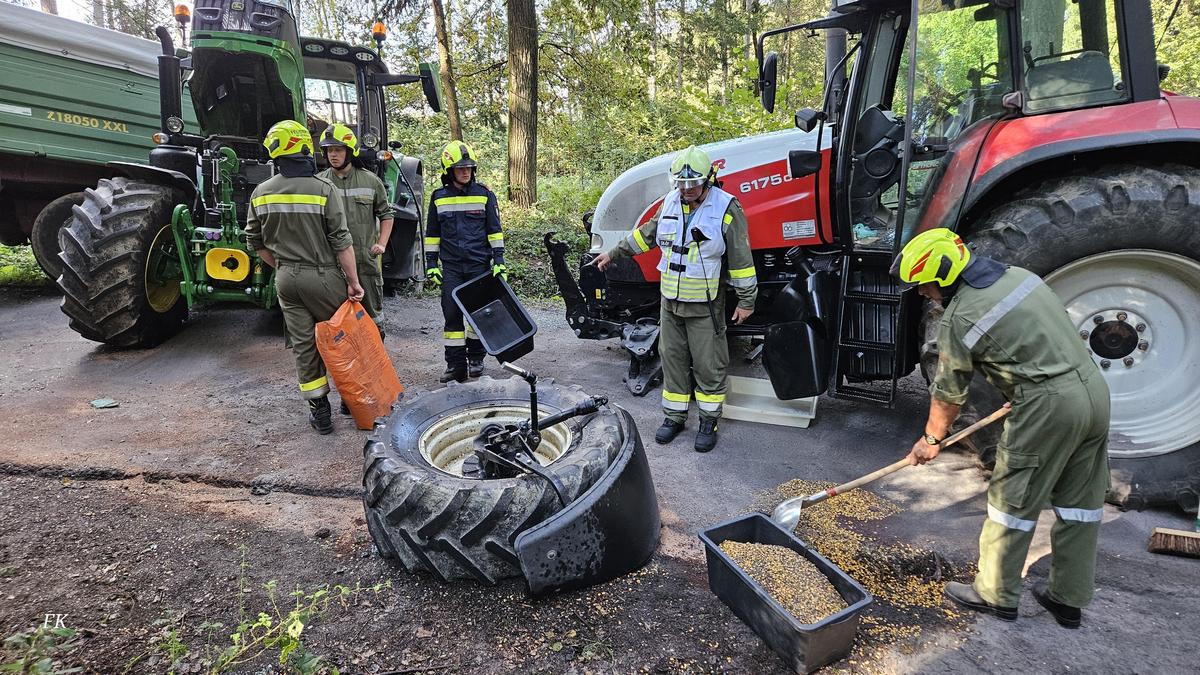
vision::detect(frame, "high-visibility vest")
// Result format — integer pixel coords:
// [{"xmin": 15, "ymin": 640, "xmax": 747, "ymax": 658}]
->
[{"xmin": 655, "ymin": 187, "xmax": 734, "ymax": 302}]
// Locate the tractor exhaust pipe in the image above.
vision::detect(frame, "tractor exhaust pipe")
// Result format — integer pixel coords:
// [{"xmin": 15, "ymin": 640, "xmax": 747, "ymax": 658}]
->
[
  {"xmin": 154, "ymin": 25, "xmax": 184, "ymax": 136},
  {"xmin": 824, "ymin": 26, "xmax": 847, "ymax": 124}
]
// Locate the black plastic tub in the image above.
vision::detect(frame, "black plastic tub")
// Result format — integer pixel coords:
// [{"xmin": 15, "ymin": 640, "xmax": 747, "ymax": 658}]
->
[
  {"xmin": 699, "ymin": 514, "xmax": 872, "ymax": 674},
  {"xmin": 451, "ymin": 271, "xmax": 538, "ymax": 363}
]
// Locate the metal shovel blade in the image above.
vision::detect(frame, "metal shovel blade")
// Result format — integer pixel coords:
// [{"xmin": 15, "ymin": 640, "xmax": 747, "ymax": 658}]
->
[{"xmin": 771, "ymin": 496, "xmax": 808, "ymax": 533}]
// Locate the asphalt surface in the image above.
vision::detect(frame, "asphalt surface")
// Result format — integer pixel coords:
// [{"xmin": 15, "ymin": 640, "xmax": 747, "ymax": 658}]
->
[{"xmin": 1, "ymin": 286, "xmax": 1197, "ymax": 673}]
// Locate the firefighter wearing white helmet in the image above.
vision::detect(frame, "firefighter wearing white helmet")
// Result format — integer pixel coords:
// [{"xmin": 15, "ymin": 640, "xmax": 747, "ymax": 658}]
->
[{"xmin": 594, "ymin": 145, "xmax": 757, "ymax": 453}]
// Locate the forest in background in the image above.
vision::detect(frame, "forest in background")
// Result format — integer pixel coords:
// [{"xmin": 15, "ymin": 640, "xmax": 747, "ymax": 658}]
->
[{"xmin": 8, "ymin": 0, "xmax": 1200, "ymax": 294}]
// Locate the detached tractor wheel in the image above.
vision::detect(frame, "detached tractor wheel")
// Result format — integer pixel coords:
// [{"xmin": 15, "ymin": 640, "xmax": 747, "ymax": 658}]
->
[
  {"xmin": 58, "ymin": 178, "xmax": 188, "ymax": 347},
  {"xmin": 362, "ymin": 376, "xmax": 626, "ymax": 583},
  {"xmin": 30, "ymin": 191, "xmax": 84, "ymax": 280},
  {"xmin": 924, "ymin": 163, "xmax": 1200, "ymax": 510}
]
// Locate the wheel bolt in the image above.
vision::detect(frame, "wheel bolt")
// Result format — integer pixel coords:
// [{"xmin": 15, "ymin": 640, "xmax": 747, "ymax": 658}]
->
[
  {"xmin": 1123, "ymin": 357, "xmax": 1134, "ymax": 367},
  {"xmin": 1093, "ymin": 315, "xmax": 1104, "ymax": 325},
  {"xmin": 1136, "ymin": 323, "xmax": 1146, "ymax": 333},
  {"xmin": 1138, "ymin": 340, "xmax": 1149, "ymax": 351},
  {"xmin": 1100, "ymin": 359, "xmax": 1111, "ymax": 369},
  {"xmin": 1116, "ymin": 311, "xmax": 1128, "ymax": 322},
  {"xmin": 1079, "ymin": 330, "xmax": 1090, "ymax": 339}
]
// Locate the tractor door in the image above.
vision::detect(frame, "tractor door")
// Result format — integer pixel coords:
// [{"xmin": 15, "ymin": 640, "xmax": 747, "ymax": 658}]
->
[{"xmin": 827, "ymin": 0, "xmax": 1015, "ymax": 405}]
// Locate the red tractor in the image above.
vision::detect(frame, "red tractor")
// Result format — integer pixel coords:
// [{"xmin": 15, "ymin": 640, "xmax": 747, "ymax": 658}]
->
[{"xmin": 546, "ymin": 0, "xmax": 1200, "ymax": 511}]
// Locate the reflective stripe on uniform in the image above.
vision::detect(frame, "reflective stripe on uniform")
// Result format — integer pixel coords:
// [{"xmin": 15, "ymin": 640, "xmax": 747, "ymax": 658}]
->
[
  {"xmin": 487, "ymin": 232, "xmax": 505, "ymax": 248},
  {"xmin": 728, "ymin": 265, "xmax": 757, "ymax": 288},
  {"xmin": 465, "ymin": 324, "xmax": 478, "ymax": 338},
  {"xmin": 964, "ymin": 275, "xmax": 1042, "ymax": 349},
  {"xmin": 1053, "ymin": 505, "xmax": 1104, "ymax": 523},
  {"xmin": 661, "ymin": 389, "xmax": 690, "ymax": 411},
  {"xmin": 337, "ymin": 187, "xmax": 376, "ymax": 198},
  {"xmin": 695, "ymin": 390, "xmax": 725, "ymax": 412},
  {"xmin": 987, "ymin": 503, "xmax": 1037, "ymax": 532},
  {"xmin": 435, "ymin": 195, "xmax": 488, "ymax": 213},
  {"xmin": 630, "ymin": 229, "xmax": 651, "ymax": 253},
  {"xmin": 424, "ymin": 236, "xmax": 441, "ymax": 252},
  {"xmin": 723, "ymin": 213, "xmax": 733, "ymax": 225},
  {"xmin": 661, "ymin": 274, "xmax": 718, "ymax": 301},
  {"xmin": 252, "ymin": 194, "xmax": 327, "ymax": 207},
  {"xmin": 300, "ymin": 376, "xmax": 328, "ymax": 392},
  {"xmin": 443, "ymin": 330, "xmax": 466, "ymax": 346}
]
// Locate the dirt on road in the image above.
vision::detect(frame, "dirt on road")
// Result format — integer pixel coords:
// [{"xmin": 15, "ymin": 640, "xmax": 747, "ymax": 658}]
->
[{"xmin": 1, "ymin": 287, "xmax": 1197, "ymax": 674}]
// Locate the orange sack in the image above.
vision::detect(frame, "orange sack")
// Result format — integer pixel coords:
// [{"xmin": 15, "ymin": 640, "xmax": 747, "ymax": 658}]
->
[{"xmin": 315, "ymin": 301, "xmax": 404, "ymax": 430}]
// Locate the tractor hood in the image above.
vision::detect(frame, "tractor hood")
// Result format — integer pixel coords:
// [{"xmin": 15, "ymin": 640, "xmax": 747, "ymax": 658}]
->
[{"xmin": 588, "ymin": 126, "xmax": 831, "ymax": 254}]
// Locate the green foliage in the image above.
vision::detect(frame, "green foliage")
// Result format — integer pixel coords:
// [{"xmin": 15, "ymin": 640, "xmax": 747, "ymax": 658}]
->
[
  {"xmin": 0, "ymin": 626, "xmax": 82, "ymax": 674},
  {"xmin": 0, "ymin": 246, "xmax": 47, "ymax": 286}
]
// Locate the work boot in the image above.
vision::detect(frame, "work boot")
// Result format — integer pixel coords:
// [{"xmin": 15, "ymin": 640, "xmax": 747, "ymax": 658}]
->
[
  {"xmin": 943, "ymin": 581, "xmax": 1017, "ymax": 621},
  {"xmin": 694, "ymin": 418, "xmax": 719, "ymax": 453},
  {"xmin": 1032, "ymin": 583, "xmax": 1081, "ymax": 629},
  {"xmin": 468, "ymin": 358, "xmax": 484, "ymax": 379},
  {"xmin": 308, "ymin": 397, "xmax": 333, "ymax": 435},
  {"xmin": 655, "ymin": 418, "xmax": 685, "ymax": 445},
  {"xmin": 339, "ymin": 400, "xmax": 351, "ymax": 416},
  {"xmin": 440, "ymin": 365, "xmax": 468, "ymax": 383}
]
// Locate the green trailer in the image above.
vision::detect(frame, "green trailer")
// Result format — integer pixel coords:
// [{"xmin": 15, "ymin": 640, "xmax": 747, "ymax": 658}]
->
[{"xmin": 0, "ymin": 1, "xmax": 199, "ymax": 278}]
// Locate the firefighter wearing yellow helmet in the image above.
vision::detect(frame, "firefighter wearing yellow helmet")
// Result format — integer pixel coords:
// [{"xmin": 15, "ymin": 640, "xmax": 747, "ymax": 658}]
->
[
  {"xmin": 423, "ymin": 140, "xmax": 506, "ymax": 382},
  {"xmin": 894, "ymin": 228, "xmax": 1110, "ymax": 628},
  {"xmin": 593, "ymin": 145, "xmax": 758, "ymax": 453},
  {"xmin": 318, "ymin": 124, "xmax": 395, "ymax": 337},
  {"xmin": 246, "ymin": 119, "xmax": 364, "ymax": 435}
]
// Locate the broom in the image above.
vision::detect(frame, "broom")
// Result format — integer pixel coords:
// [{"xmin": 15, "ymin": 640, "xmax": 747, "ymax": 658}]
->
[{"xmin": 1147, "ymin": 496, "xmax": 1200, "ymax": 559}]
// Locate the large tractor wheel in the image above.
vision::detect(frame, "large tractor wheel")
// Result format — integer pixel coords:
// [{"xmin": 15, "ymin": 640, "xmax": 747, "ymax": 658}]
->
[
  {"xmin": 58, "ymin": 178, "xmax": 188, "ymax": 347},
  {"xmin": 362, "ymin": 376, "xmax": 626, "ymax": 584},
  {"xmin": 923, "ymin": 163, "xmax": 1200, "ymax": 511},
  {"xmin": 30, "ymin": 192, "xmax": 85, "ymax": 280}
]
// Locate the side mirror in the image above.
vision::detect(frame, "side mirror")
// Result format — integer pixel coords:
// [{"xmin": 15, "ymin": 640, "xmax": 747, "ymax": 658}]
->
[
  {"xmin": 419, "ymin": 62, "xmax": 444, "ymax": 113},
  {"xmin": 794, "ymin": 108, "xmax": 827, "ymax": 133},
  {"xmin": 787, "ymin": 149, "xmax": 822, "ymax": 178},
  {"xmin": 760, "ymin": 52, "xmax": 779, "ymax": 113}
]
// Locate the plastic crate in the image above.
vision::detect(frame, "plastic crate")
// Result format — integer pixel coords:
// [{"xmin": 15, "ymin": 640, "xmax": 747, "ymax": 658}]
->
[
  {"xmin": 451, "ymin": 271, "xmax": 537, "ymax": 363},
  {"xmin": 699, "ymin": 514, "xmax": 872, "ymax": 674}
]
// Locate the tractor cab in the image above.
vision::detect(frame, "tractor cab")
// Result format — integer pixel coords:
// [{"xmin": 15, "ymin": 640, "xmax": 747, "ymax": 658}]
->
[{"xmin": 756, "ymin": 0, "xmax": 1164, "ymax": 406}]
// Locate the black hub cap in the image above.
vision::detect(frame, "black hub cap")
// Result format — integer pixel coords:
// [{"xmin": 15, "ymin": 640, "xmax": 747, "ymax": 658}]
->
[{"xmin": 1089, "ymin": 319, "xmax": 1139, "ymax": 359}]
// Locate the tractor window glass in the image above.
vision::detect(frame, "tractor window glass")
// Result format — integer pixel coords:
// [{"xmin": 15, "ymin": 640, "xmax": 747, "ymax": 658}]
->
[
  {"xmin": 1019, "ymin": 0, "xmax": 1127, "ymax": 113},
  {"xmin": 304, "ymin": 77, "xmax": 358, "ymax": 142}
]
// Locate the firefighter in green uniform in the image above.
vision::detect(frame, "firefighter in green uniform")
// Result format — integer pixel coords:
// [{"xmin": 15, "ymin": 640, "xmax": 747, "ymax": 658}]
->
[
  {"xmin": 317, "ymin": 124, "xmax": 395, "ymax": 335},
  {"xmin": 246, "ymin": 120, "xmax": 364, "ymax": 435},
  {"xmin": 894, "ymin": 228, "xmax": 1110, "ymax": 629},
  {"xmin": 424, "ymin": 140, "xmax": 507, "ymax": 383},
  {"xmin": 594, "ymin": 146, "xmax": 757, "ymax": 453}
]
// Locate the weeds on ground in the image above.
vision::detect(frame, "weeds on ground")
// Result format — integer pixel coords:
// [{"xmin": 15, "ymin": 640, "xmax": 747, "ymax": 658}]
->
[
  {"xmin": 0, "ymin": 625, "xmax": 82, "ymax": 674},
  {"xmin": 0, "ymin": 246, "xmax": 46, "ymax": 286}
]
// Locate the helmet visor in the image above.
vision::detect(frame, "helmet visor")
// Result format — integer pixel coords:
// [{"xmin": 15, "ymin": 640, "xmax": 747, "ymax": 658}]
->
[{"xmin": 672, "ymin": 165, "xmax": 707, "ymax": 189}]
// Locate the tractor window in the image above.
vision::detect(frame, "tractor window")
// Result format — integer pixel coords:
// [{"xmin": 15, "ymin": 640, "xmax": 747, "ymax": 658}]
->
[
  {"xmin": 305, "ymin": 77, "xmax": 359, "ymax": 145},
  {"xmin": 1019, "ymin": 0, "xmax": 1127, "ymax": 113}
]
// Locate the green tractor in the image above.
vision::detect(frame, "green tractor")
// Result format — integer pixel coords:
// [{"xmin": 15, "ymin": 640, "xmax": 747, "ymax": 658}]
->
[{"xmin": 57, "ymin": 0, "xmax": 441, "ymax": 347}]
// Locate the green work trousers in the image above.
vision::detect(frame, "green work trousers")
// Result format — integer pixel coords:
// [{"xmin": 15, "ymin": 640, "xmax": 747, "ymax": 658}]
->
[
  {"xmin": 276, "ymin": 262, "xmax": 346, "ymax": 400},
  {"xmin": 359, "ymin": 264, "xmax": 384, "ymax": 320},
  {"xmin": 659, "ymin": 298, "xmax": 728, "ymax": 422},
  {"xmin": 974, "ymin": 368, "xmax": 1110, "ymax": 608}
]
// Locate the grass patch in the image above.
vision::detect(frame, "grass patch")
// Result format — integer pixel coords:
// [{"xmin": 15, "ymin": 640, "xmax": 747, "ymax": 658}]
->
[{"xmin": 0, "ymin": 245, "xmax": 48, "ymax": 286}]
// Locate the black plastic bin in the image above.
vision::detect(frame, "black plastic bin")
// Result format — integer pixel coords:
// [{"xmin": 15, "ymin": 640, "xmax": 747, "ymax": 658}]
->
[
  {"xmin": 451, "ymin": 271, "xmax": 538, "ymax": 363},
  {"xmin": 699, "ymin": 514, "xmax": 872, "ymax": 674}
]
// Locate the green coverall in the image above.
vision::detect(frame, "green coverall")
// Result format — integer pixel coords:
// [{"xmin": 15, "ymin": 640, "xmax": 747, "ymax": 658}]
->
[
  {"xmin": 932, "ymin": 266, "xmax": 1110, "ymax": 608},
  {"xmin": 246, "ymin": 173, "xmax": 352, "ymax": 400},
  {"xmin": 318, "ymin": 166, "xmax": 394, "ymax": 320},
  {"xmin": 608, "ymin": 196, "xmax": 757, "ymax": 422}
]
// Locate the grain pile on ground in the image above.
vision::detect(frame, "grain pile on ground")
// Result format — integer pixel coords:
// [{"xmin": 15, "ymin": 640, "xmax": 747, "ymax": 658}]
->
[
  {"xmin": 753, "ymin": 480, "xmax": 973, "ymax": 670},
  {"xmin": 719, "ymin": 541, "xmax": 847, "ymax": 624}
]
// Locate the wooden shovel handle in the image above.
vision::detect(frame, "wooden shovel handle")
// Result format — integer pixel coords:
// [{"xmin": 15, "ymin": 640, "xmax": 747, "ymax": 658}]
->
[{"xmin": 823, "ymin": 403, "xmax": 1012, "ymax": 499}]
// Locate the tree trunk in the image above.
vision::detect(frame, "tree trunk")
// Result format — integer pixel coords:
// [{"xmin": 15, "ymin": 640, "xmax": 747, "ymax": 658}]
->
[
  {"xmin": 431, "ymin": 0, "xmax": 464, "ymax": 140},
  {"xmin": 506, "ymin": 0, "xmax": 538, "ymax": 206},
  {"xmin": 647, "ymin": 0, "xmax": 658, "ymax": 102},
  {"xmin": 676, "ymin": 0, "xmax": 685, "ymax": 89},
  {"xmin": 92, "ymin": 0, "xmax": 106, "ymax": 27},
  {"xmin": 41, "ymin": 0, "xmax": 58, "ymax": 15}
]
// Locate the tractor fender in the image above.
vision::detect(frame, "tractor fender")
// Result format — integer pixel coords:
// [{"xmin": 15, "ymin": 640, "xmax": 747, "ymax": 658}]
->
[
  {"xmin": 107, "ymin": 161, "xmax": 198, "ymax": 206},
  {"xmin": 515, "ymin": 405, "xmax": 660, "ymax": 596}
]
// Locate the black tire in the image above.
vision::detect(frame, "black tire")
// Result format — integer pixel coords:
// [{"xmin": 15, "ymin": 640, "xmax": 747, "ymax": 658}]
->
[
  {"xmin": 920, "ymin": 163, "xmax": 1200, "ymax": 510},
  {"xmin": 362, "ymin": 376, "xmax": 626, "ymax": 583},
  {"xmin": 58, "ymin": 178, "xmax": 188, "ymax": 347},
  {"xmin": 30, "ymin": 192, "xmax": 84, "ymax": 280}
]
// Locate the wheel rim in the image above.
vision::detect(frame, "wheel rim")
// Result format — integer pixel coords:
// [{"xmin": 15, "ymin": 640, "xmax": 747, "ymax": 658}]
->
[
  {"xmin": 145, "ymin": 225, "xmax": 182, "ymax": 314},
  {"xmin": 1045, "ymin": 250, "xmax": 1200, "ymax": 458},
  {"xmin": 418, "ymin": 405, "xmax": 575, "ymax": 478}
]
